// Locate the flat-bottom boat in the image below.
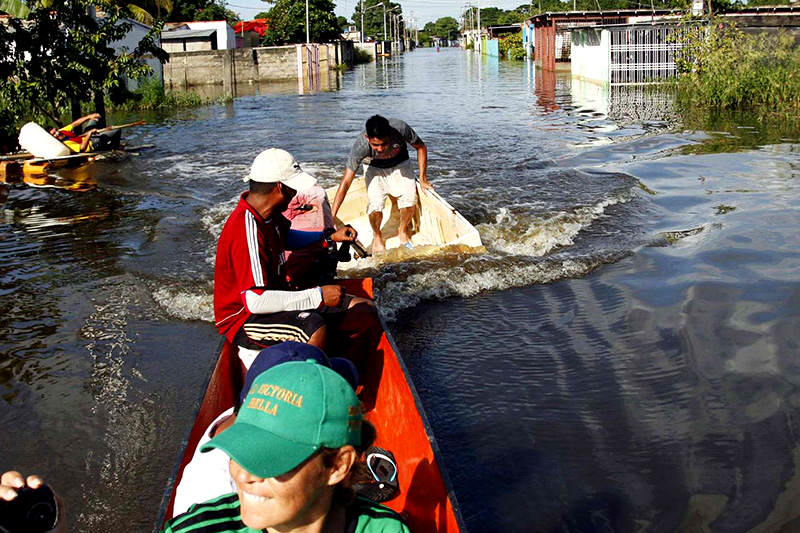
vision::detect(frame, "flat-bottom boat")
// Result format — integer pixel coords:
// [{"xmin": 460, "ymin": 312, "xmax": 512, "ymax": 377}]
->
[
  {"xmin": 156, "ymin": 278, "xmax": 465, "ymax": 532},
  {"xmin": 327, "ymin": 178, "xmax": 483, "ymax": 266}
]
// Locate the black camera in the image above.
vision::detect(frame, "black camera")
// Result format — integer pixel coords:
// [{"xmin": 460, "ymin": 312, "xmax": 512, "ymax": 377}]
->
[{"xmin": 0, "ymin": 485, "xmax": 59, "ymax": 533}]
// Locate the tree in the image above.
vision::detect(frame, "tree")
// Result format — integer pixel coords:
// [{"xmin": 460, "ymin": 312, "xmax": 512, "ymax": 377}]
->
[
  {"xmin": 351, "ymin": 0, "xmax": 401, "ymax": 40},
  {"xmin": 337, "ymin": 15, "xmax": 350, "ymax": 31},
  {"xmin": 261, "ymin": 0, "xmax": 340, "ymax": 45},
  {"xmin": 416, "ymin": 30, "xmax": 431, "ymax": 47},
  {"xmin": 168, "ymin": 0, "xmax": 224, "ymax": 22},
  {"xmin": 0, "ymin": 0, "xmax": 165, "ymax": 140},
  {"xmin": 429, "ymin": 16, "xmax": 459, "ymax": 40},
  {"xmin": 121, "ymin": 0, "xmax": 173, "ymax": 25},
  {"xmin": 195, "ymin": 0, "xmax": 239, "ymax": 24}
]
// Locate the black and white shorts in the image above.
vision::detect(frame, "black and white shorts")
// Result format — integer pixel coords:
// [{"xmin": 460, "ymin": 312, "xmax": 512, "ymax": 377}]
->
[{"xmin": 234, "ymin": 310, "xmax": 326, "ymax": 351}]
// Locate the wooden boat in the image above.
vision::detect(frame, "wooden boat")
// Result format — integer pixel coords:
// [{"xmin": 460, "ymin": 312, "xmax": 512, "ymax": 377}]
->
[
  {"xmin": 326, "ymin": 178, "xmax": 483, "ymax": 263},
  {"xmin": 156, "ymin": 278, "xmax": 466, "ymax": 532}
]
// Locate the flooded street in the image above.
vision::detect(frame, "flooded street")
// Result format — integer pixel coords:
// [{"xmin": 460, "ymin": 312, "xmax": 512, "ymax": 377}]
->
[{"xmin": 1, "ymin": 48, "xmax": 798, "ymax": 531}]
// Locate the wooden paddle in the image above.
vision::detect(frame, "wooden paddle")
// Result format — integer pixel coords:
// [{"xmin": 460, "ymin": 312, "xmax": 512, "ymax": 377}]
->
[
  {"xmin": 0, "ymin": 152, "xmax": 33, "ymax": 161},
  {"xmin": 95, "ymin": 120, "xmax": 146, "ymax": 133}
]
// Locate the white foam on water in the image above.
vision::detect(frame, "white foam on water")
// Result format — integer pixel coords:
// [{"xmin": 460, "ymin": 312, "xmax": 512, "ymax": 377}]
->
[
  {"xmin": 479, "ymin": 191, "xmax": 632, "ymax": 257},
  {"xmin": 376, "ymin": 255, "xmax": 612, "ymax": 321},
  {"xmin": 152, "ymin": 286, "xmax": 214, "ymax": 322}
]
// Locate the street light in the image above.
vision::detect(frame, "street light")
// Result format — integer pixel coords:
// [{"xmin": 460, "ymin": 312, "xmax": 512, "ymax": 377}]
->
[
  {"xmin": 386, "ymin": 6, "xmax": 400, "ymax": 42},
  {"xmin": 363, "ymin": 2, "xmax": 386, "ymax": 41}
]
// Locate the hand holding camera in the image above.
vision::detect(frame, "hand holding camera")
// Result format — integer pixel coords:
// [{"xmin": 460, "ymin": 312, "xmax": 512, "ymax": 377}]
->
[{"xmin": 0, "ymin": 471, "xmax": 60, "ymax": 533}]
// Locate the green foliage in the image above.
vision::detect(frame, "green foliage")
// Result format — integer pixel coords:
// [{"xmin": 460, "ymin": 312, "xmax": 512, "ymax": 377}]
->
[
  {"xmin": 424, "ymin": 16, "xmax": 459, "ymax": 40},
  {"xmin": 353, "ymin": 47, "xmax": 373, "ymax": 64},
  {"xmin": 0, "ymin": 0, "xmax": 29, "ymax": 18},
  {"xmin": 107, "ymin": 78, "xmax": 208, "ymax": 110},
  {"xmin": 674, "ymin": 22, "xmax": 800, "ymax": 112},
  {"xmin": 337, "ymin": 15, "xmax": 350, "ymax": 31},
  {"xmin": 499, "ymin": 31, "xmax": 525, "ymax": 60},
  {"xmin": 122, "ymin": 0, "xmax": 173, "ymax": 26},
  {"xmin": 261, "ymin": 0, "xmax": 341, "ymax": 45},
  {"xmin": 351, "ymin": 0, "xmax": 401, "ymax": 41},
  {"xmin": 0, "ymin": 0, "xmax": 166, "ymax": 142},
  {"xmin": 461, "ymin": 5, "xmax": 530, "ymax": 28},
  {"xmin": 417, "ymin": 30, "xmax": 432, "ymax": 47},
  {"xmin": 194, "ymin": 1, "xmax": 239, "ymax": 24}
]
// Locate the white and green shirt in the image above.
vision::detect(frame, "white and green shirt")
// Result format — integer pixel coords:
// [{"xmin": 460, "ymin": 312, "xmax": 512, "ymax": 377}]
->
[{"xmin": 163, "ymin": 493, "xmax": 411, "ymax": 533}]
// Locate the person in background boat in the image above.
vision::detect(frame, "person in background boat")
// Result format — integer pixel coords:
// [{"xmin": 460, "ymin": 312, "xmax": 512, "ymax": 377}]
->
[
  {"xmin": 48, "ymin": 112, "xmax": 121, "ymax": 153},
  {"xmin": 213, "ymin": 148, "xmax": 378, "ymax": 371},
  {"xmin": 172, "ymin": 341, "xmax": 358, "ymax": 517},
  {"xmin": 331, "ymin": 115, "xmax": 432, "ymax": 253},
  {"xmin": 164, "ymin": 359, "xmax": 410, "ymax": 533}
]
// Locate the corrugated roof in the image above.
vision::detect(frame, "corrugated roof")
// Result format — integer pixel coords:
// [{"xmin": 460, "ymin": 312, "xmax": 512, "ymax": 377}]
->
[{"xmin": 160, "ymin": 28, "xmax": 216, "ymax": 40}]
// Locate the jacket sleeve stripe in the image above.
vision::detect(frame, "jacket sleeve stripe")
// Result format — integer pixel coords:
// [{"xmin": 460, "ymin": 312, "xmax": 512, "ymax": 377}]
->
[{"xmin": 245, "ymin": 211, "xmax": 264, "ymax": 286}]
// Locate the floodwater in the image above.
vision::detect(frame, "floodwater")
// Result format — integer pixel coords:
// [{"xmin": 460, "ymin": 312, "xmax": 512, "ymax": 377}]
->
[{"xmin": 1, "ymin": 49, "xmax": 798, "ymax": 532}]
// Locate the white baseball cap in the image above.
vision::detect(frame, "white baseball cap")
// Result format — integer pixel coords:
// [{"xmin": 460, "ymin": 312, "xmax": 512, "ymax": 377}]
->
[{"xmin": 244, "ymin": 148, "xmax": 317, "ymax": 192}]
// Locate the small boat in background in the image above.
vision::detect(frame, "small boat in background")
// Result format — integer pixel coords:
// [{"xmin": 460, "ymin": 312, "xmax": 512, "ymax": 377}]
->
[
  {"xmin": 327, "ymin": 178, "xmax": 483, "ymax": 265},
  {"xmin": 156, "ymin": 278, "xmax": 466, "ymax": 532}
]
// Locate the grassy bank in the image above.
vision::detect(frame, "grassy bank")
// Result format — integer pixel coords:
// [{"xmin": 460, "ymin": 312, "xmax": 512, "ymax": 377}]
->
[
  {"xmin": 674, "ymin": 22, "xmax": 800, "ymax": 113},
  {"xmin": 107, "ymin": 79, "xmax": 221, "ymax": 111}
]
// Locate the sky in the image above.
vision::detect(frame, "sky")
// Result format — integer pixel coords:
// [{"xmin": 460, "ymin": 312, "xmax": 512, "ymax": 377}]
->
[{"xmin": 225, "ymin": 0, "xmax": 533, "ymax": 27}]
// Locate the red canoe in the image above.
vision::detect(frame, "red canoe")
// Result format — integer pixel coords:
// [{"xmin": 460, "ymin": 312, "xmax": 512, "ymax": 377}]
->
[{"xmin": 156, "ymin": 278, "xmax": 465, "ymax": 532}]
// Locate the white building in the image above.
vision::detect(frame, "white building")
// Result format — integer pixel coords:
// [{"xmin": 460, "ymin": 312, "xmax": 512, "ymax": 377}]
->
[{"xmin": 183, "ymin": 20, "xmax": 236, "ymax": 50}]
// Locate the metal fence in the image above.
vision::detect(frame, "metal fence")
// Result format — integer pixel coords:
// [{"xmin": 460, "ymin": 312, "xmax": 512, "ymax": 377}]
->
[{"xmin": 609, "ymin": 24, "xmax": 687, "ymax": 85}]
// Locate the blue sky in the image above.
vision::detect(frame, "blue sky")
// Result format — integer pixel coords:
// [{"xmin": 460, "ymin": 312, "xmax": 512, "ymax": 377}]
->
[{"xmin": 225, "ymin": 1, "xmax": 532, "ymax": 27}]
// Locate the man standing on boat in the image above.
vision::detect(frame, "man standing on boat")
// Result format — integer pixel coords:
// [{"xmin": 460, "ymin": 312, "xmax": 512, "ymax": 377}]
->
[
  {"xmin": 214, "ymin": 148, "xmax": 377, "ymax": 370},
  {"xmin": 331, "ymin": 115, "xmax": 432, "ymax": 253}
]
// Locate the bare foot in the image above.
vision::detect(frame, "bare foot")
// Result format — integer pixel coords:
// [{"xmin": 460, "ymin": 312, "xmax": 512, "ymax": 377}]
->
[
  {"xmin": 372, "ymin": 235, "xmax": 385, "ymax": 253},
  {"xmin": 398, "ymin": 231, "xmax": 411, "ymax": 245}
]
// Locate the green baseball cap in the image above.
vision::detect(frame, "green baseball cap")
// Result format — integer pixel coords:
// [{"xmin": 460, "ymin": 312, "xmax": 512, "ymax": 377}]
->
[{"xmin": 201, "ymin": 359, "xmax": 362, "ymax": 479}]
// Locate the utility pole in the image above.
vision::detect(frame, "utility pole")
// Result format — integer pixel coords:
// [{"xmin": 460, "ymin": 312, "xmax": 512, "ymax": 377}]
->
[
  {"xmin": 360, "ymin": 0, "xmax": 365, "ymax": 42},
  {"xmin": 306, "ymin": 0, "xmax": 310, "ymax": 43},
  {"xmin": 477, "ymin": 1, "xmax": 481, "ymax": 52},
  {"xmin": 383, "ymin": 3, "xmax": 387, "ymax": 40}
]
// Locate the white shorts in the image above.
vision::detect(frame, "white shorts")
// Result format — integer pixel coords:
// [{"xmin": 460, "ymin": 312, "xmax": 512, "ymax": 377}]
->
[{"xmin": 364, "ymin": 160, "xmax": 417, "ymax": 215}]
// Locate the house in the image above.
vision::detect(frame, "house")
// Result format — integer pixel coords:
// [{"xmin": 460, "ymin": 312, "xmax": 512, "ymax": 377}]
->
[
  {"xmin": 161, "ymin": 20, "xmax": 235, "ymax": 52},
  {"xmin": 342, "ymin": 25, "xmax": 361, "ymax": 41},
  {"xmin": 161, "ymin": 28, "xmax": 218, "ymax": 51},
  {"xmin": 524, "ymin": 9, "xmax": 679, "ymax": 70}
]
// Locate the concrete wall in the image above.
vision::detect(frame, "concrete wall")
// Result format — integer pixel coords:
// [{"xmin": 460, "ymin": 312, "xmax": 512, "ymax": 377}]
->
[
  {"xmin": 185, "ymin": 21, "xmax": 236, "ymax": 50},
  {"xmin": 571, "ymin": 28, "xmax": 610, "ymax": 84},
  {"xmin": 354, "ymin": 41, "xmax": 378, "ymax": 60},
  {"xmin": 164, "ymin": 42, "xmax": 352, "ymax": 90}
]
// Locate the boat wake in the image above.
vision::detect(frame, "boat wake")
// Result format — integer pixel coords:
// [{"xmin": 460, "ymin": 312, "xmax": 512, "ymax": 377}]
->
[{"xmin": 153, "ymin": 177, "xmax": 641, "ymax": 323}]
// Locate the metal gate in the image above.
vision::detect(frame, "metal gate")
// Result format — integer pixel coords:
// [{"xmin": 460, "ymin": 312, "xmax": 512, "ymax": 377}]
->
[{"xmin": 609, "ymin": 24, "xmax": 685, "ymax": 84}]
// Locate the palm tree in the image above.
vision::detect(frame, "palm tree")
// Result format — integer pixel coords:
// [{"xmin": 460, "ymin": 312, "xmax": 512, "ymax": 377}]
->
[{"xmin": 123, "ymin": 0, "xmax": 173, "ymax": 25}]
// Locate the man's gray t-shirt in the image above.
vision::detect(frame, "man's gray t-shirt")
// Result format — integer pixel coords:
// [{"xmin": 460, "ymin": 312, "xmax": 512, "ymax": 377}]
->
[{"xmin": 346, "ymin": 118, "xmax": 421, "ymax": 172}]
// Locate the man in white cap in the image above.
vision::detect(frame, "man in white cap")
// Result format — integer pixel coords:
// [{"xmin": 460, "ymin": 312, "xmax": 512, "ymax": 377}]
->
[{"xmin": 213, "ymin": 149, "xmax": 377, "ymax": 370}]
